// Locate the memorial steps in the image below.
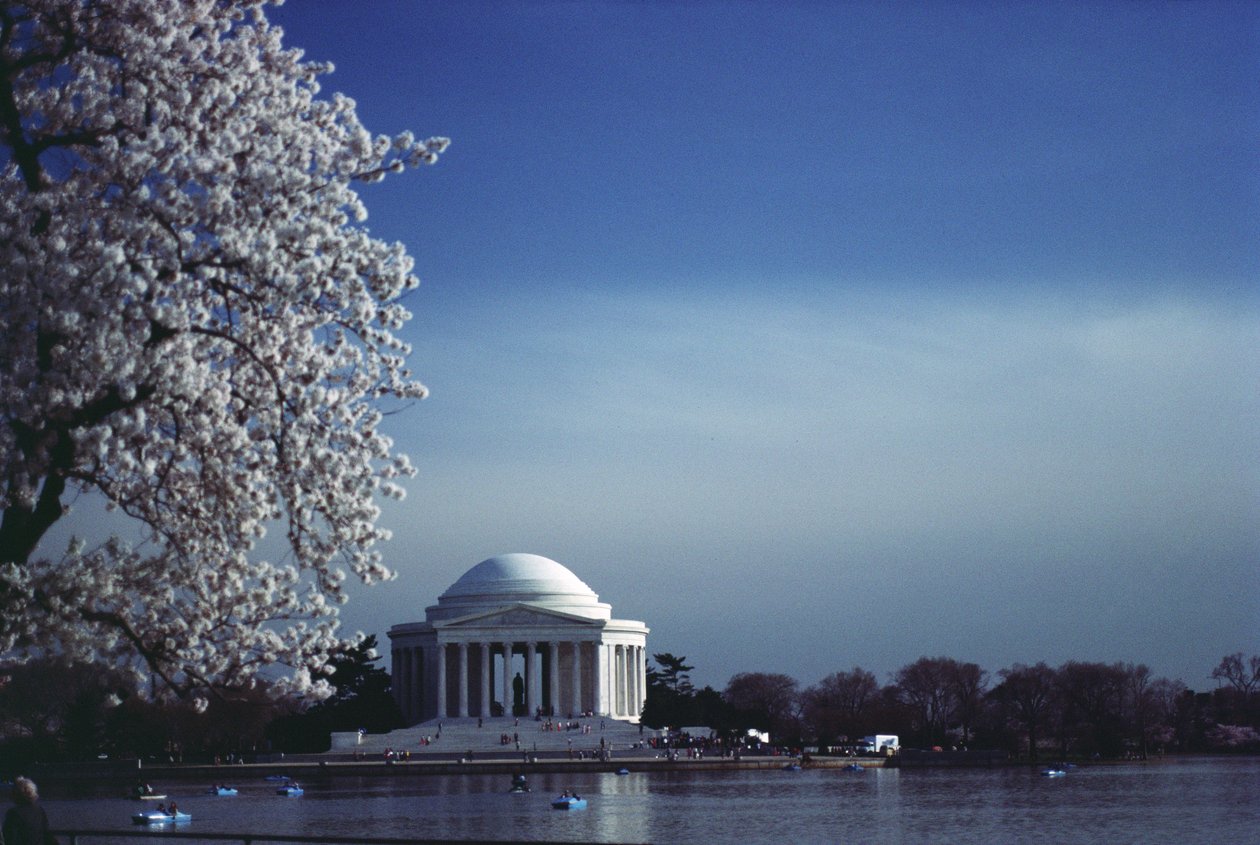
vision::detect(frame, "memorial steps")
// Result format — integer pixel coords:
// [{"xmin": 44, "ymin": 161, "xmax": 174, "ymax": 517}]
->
[{"xmin": 349, "ymin": 715, "xmax": 653, "ymax": 757}]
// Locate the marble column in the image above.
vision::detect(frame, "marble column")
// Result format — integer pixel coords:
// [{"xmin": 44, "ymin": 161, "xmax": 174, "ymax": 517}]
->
[
  {"xmin": 418, "ymin": 646, "xmax": 426, "ymax": 721},
  {"xmin": 623, "ymin": 645, "xmax": 633, "ymax": 717},
  {"xmin": 480, "ymin": 642, "xmax": 491, "ymax": 719},
  {"xmin": 457, "ymin": 642, "xmax": 469, "ymax": 718},
  {"xmin": 400, "ymin": 648, "xmax": 411, "ymax": 721},
  {"xmin": 571, "ymin": 642, "xmax": 583, "ymax": 716},
  {"xmin": 635, "ymin": 645, "xmax": 644, "ymax": 716},
  {"xmin": 501, "ymin": 641, "xmax": 513, "ymax": 716},
  {"xmin": 639, "ymin": 646, "xmax": 646, "ymax": 714},
  {"xmin": 594, "ymin": 642, "xmax": 607, "ymax": 716},
  {"xmin": 614, "ymin": 649, "xmax": 624, "ymax": 720},
  {"xmin": 436, "ymin": 642, "xmax": 447, "ymax": 719},
  {"xmin": 408, "ymin": 648, "xmax": 415, "ymax": 720},
  {"xmin": 639, "ymin": 646, "xmax": 647, "ymax": 716},
  {"xmin": 525, "ymin": 641, "xmax": 538, "ymax": 716},
  {"xmin": 548, "ymin": 642, "xmax": 560, "ymax": 717},
  {"xmin": 627, "ymin": 646, "xmax": 637, "ymax": 717},
  {"xmin": 392, "ymin": 648, "xmax": 401, "ymax": 710}
]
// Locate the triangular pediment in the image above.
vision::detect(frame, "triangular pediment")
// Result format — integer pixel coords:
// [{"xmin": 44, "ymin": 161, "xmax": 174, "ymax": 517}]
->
[{"xmin": 434, "ymin": 603, "xmax": 603, "ymax": 630}]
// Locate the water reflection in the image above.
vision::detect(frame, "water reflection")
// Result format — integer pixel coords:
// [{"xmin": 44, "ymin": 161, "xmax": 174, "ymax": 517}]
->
[
  {"xmin": 36, "ymin": 757, "xmax": 1260, "ymax": 845},
  {"xmin": 601, "ymin": 770, "xmax": 651, "ymax": 797}
]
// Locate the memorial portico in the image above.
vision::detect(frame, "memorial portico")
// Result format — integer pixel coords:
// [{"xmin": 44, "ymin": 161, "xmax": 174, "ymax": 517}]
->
[{"xmin": 388, "ymin": 553, "xmax": 650, "ymax": 724}]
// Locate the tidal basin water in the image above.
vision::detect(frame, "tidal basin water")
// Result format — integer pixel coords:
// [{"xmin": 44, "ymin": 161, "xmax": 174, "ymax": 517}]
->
[{"xmin": 43, "ymin": 756, "xmax": 1260, "ymax": 845}]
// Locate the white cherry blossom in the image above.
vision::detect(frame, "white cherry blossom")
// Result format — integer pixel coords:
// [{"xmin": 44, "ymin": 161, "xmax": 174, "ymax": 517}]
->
[{"xmin": 0, "ymin": 0, "xmax": 447, "ymax": 702}]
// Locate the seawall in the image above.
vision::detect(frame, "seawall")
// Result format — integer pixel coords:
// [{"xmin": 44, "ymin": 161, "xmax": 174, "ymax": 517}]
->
[{"xmin": 31, "ymin": 754, "xmax": 888, "ymax": 783}]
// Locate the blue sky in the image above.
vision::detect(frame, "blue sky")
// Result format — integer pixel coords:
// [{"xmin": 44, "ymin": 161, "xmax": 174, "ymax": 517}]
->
[{"xmin": 253, "ymin": 2, "xmax": 1256, "ymax": 691}]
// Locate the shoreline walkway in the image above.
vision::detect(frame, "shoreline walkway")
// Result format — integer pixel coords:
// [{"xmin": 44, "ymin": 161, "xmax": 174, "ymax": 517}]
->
[{"xmin": 32, "ymin": 716, "xmax": 890, "ymax": 781}]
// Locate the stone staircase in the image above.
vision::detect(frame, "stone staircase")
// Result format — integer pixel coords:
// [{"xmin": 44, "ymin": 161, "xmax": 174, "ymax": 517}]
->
[{"xmin": 347, "ymin": 715, "xmax": 657, "ymax": 759}]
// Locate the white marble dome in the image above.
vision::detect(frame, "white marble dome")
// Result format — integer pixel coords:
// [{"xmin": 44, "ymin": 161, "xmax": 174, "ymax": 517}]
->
[{"xmin": 425, "ymin": 553, "xmax": 612, "ymax": 621}]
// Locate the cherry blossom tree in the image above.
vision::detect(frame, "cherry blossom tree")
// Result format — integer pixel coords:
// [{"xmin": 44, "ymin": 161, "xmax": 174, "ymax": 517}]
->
[{"xmin": 0, "ymin": 0, "xmax": 447, "ymax": 705}]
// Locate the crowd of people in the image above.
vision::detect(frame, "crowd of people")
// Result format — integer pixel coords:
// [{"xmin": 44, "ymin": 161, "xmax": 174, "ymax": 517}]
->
[{"xmin": 537, "ymin": 718, "xmax": 593, "ymax": 734}]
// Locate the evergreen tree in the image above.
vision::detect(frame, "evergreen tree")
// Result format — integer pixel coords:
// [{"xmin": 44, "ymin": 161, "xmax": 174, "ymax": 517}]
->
[{"xmin": 267, "ymin": 635, "xmax": 402, "ymax": 751}]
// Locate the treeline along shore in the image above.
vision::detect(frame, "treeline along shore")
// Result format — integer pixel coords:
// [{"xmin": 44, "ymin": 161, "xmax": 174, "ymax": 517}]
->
[{"xmin": 3, "ymin": 647, "xmax": 1258, "ymax": 774}]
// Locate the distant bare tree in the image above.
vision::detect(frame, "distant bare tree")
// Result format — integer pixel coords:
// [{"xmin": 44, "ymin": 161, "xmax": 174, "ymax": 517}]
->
[
  {"xmin": 1056, "ymin": 661, "xmax": 1128, "ymax": 756},
  {"xmin": 947, "ymin": 661, "xmax": 988, "ymax": 746},
  {"xmin": 1211, "ymin": 653, "xmax": 1260, "ymax": 697},
  {"xmin": 801, "ymin": 667, "xmax": 878, "ymax": 744},
  {"xmin": 992, "ymin": 662, "xmax": 1057, "ymax": 761},
  {"xmin": 1147, "ymin": 677, "xmax": 1188, "ymax": 751},
  {"xmin": 724, "ymin": 672, "xmax": 800, "ymax": 741},
  {"xmin": 892, "ymin": 656, "xmax": 957, "ymax": 747},
  {"xmin": 1118, "ymin": 662, "xmax": 1155, "ymax": 758},
  {"xmin": 1210, "ymin": 652, "xmax": 1260, "ymax": 726}
]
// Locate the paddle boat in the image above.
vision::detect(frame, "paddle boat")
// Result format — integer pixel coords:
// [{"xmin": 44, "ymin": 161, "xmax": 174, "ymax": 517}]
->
[
  {"xmin": 842, "ymin": 763, "xmax": 864, "ymax": 772},
  {"xmin": 615, "ymin": 768, "xmax": 630, "ymax": 775},
  {"xmin": 132, "ymin": 809, "xmax": 191, "ymax": 824},
  {"xmin": 210, "ymin": 785, "xmax": 239, "ymax": 796},
  {"xmin": 551, "ymin": 793, "xmax": 587, "ymax": 810},
  {"xmin": 131, "ymin": 783, "xmax": 166, "ymax": 800},
  {"xmin": 782, "ymin": 763, "xmax": 802, "ymax": 771},
  {"xmin": 509, "ymin": 774, "xmax": 530, "ymax": 793},
  {"xmin": 264, "ymin": 774, "xmax": 290, "ymax": 782},
  {"xmin": 276, "ymin": 782, "xmax": 304, "ymax": 796},
  {"xmin": 1040, "ymin": 768, "xmax": 1067, "ymax": 777}
]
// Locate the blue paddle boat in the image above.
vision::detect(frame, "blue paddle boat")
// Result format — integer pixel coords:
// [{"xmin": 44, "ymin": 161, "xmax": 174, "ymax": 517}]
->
[
  {"xmin": 551, "ymin": 793, "xmax": 587, "ymax": 810},
  {"xmin": 1040, "ymin": 768, "xmax": 1067, "ymax": 777},
  {"xmin": 276, "ymin": 783, "xmax": 304, "ymax": 796},
  {"xmin": 210, "ymin": 786, "xmax": 238, "ymax": 796},
  {"xmin": 132, "ymin": 810, "xmax": 191, "ymax": 825}
]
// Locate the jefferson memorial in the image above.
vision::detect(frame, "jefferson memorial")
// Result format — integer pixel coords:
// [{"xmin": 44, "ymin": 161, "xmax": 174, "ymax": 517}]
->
[{"xmin": 388, "ymin": 553, "xmax": 650, "ymax": 724}]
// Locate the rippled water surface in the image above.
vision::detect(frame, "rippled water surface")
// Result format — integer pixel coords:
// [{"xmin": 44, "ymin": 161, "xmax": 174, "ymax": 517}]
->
[{"xmin": 41, "ymin": 756, "xmax": 1260, "ymax": 844}]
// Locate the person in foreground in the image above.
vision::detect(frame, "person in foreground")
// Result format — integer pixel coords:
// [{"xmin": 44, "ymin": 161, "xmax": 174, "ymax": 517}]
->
[{"xmin": 3, "ymin": 777, "xmax": 52, "ymax": 845}]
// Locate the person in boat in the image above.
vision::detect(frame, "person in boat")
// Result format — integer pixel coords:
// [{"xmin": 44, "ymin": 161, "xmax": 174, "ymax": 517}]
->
[
  {"xmin": 167, "ymin": 801, "xmax": 178, "ymax": 816},
  {"xmin": 156, "ymin": 804, "xmax": 167, "ymax": 814}
]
